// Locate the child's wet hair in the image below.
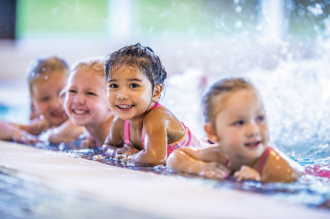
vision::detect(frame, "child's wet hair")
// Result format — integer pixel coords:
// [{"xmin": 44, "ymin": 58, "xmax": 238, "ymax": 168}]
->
[
  {"xmin": 104, "ymin": 43, "xmax": 167, "ymax": 94},
  {"xmin": 58, "ymin": 57, "xmax": 105, "ymax": 103},
  {"xmin": 26, "ymin": 56, "xmax": 69, "ymax": 96},
  {"xmin": 202, "ymin": 78, "xmax": 256, "ymax": 123},
  {"xmin": 71, "ymin": 57, "xmax": 104, "ymax": 78}
]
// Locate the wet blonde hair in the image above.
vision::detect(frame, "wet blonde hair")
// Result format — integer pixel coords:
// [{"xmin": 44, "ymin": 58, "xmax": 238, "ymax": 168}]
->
[
  {"xmin": 71, "ymin": 57, "xmax": 104, "ymax": 78},
  {"xmin": 59, "ymin": 58, "xmax": 105, "ymax": 104},
  {"xmin": 202, "ymin": 78, "xmax": 256, "ymax": 124},
  {"xmin": 26, "ymin": 56, "xmax": 69, "ymax": 96}
]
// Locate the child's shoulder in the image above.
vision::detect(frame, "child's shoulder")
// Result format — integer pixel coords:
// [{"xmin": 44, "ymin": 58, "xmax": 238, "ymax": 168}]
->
[
  {"xmin": 144, "ymin": 104, "xmax": 179, "ymax": 127},
  {"xmin": 146, "ymin": 104, "xmax": 174, "ymax": 119},
  {"xmin": 267, "ymin": 148, "xmax": 302, "ymax": 170},
  {"xmin": 262, "ymin": 147, "xmax": 304, "ymax": 182}
]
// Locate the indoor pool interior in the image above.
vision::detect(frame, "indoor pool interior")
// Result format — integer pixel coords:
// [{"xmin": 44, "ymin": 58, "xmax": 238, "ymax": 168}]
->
[{"xmin": 1, "ymin": 0, "xmax": 330, "ymax": 218}]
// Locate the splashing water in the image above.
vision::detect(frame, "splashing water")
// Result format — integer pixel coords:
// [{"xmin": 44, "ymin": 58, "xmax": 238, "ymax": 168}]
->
[{"xmin": 1, "ymin": 0, "xmax": 330, "ymax": 212}]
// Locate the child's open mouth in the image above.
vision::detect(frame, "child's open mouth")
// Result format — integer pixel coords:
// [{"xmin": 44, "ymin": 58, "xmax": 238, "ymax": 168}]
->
[
  {"xmin": 72, "ymin": 109, "xmax": 89, "ymax": 115},
  {"xmin": 117, "ymin": 104, "xmax": 134, "ymax": 111},
  {"xmin": 50, "ymin": 111, "xmax": 66, "ymax": 118},
  {"xmin": 244, "ymin": 141, "xmax": 261, "ymax": 148}
]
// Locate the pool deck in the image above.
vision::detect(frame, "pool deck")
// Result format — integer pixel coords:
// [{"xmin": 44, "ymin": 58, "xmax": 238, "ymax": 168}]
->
[{"xmin": 0, "ymin": 140, "xmax": 329, "ymax": 219}]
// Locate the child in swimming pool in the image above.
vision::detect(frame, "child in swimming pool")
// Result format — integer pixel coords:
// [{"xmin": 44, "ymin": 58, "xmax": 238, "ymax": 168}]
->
[
  {"xmin": 102, "ymin": 43, "xmax": 209, "ymax": 166},
  {"xmin": 63, "ymin": 58, "xmax": 115, "ymax": 148},
  {"xmin": 167, "ymin": 78, "xmax": 305, "ymax": 183},
  {"xmin": 11, "ymin": 56, "xmax": 84, "ymax": 145}
]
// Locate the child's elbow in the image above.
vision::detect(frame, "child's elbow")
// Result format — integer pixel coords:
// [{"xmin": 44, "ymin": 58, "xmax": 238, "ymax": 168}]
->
[
  {"xmin": 166, "ymin": 150, "xmax": 182, "ymax": 171},
  {"xmin": 131, "ymin": 151, "xmax": 166, "ymax": 166}
]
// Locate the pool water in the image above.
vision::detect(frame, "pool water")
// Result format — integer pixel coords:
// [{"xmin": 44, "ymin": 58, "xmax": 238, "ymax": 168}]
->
[{"xmin": 12, "ymin": 143, "xmax": 328, "ymax": 210}]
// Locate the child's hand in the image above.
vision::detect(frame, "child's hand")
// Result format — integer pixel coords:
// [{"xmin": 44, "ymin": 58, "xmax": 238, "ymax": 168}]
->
[
  {"xmin": 115, "ymin": 144, "xmax": 139, "ymax": 160},
  {"xmin": 200, "ymin": 162, "xmax": 230, "ymax": 179},
  {"xmin": 80, "ymin": 136, "xmax": 96, "ymax": 149},
  {"xmin": 234, "ymin": 165, "xmax": 261, "ymax": 182},
  {"xmin": 11, "ymin": 127, "xmax": 40, "ymax": 145}
]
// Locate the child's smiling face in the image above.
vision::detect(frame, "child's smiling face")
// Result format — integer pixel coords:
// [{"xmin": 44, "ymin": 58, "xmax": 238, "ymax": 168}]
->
[
  {"xmin": 31, "ymin": 70, "xmax": 68, "ymax": 126},
  {"xmin": 207, "ymin": 89, "xmax": 269, "ymax": 162},
  {"xmin": 107, "ymin": 67, "xmax": 160, "ymax": 121},
  {"xmin": 64, "ymin": 69, "xmax": 110, "ymax": 127}
]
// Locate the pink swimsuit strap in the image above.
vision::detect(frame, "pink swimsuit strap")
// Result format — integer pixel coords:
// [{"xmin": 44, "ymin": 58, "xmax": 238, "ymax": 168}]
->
[
  {"xmin": 258, "ymin": 146, "xmax": 272, "ymax": 174},
  {"xmin": 124, "ymin": 120, "xmax": 130, "ymax": 144},
  {"xmin": 124, "ymin": 102, "xmax": 161, "ymax": 144},
  {"xmin": 224, "ymin": 147, "xmax": 273, "ymax": 175},
  {"xmin": 224, "ymin": 159, "xmax": 229, "ymax": 166}
]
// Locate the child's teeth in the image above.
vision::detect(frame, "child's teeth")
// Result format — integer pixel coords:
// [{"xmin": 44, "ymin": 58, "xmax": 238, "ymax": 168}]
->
[
  {"xmin": 120, "ymin": 105, "xmax": 131, "ymax": 109},
  {"xmin": 74, "ymin": 110, "xmax": 86, "ymax": 114}
]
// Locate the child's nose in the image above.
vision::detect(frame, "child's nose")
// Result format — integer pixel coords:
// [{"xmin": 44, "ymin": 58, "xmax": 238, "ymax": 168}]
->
[
  {"xmin": 73, "ymin": 93, "xmax": 85, "ymax": 104},
  {"xmin": 117, "ymin": 88, "xmax": 129, "ymax": 100},
  {"xmin": 51, "ymin": 97, "xmax": 63, "ymax": 110},
  {"xmin": 246, "ymin": 122, "xmax": 260, "ymax": 137}
]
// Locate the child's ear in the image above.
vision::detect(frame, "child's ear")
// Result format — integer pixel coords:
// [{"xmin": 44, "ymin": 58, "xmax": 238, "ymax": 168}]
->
[
  {"xmin": 204, "ymin": 123, "xmax": 219, "ymax": 143},
  {"xmin": 152, "ymin": 84, "xmax": 163, "ymax": 102}
]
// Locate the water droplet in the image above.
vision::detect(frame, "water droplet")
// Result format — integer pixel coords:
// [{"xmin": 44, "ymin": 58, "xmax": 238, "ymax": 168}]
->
[
  {"xmin": 235, "ymin": 5, "xmax": 242, "ymax": 13},
  {"xmin": 235, "ymin": 20, "xmax": 242, "ymax": 28}
]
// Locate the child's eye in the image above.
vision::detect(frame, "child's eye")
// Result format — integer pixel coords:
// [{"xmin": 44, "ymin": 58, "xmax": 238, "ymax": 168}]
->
[
  {"xmin": 40, "ymin": 96, "xmax": 50, "ymax": 102},
  {"xmin": 87, "ymin": 92, "xmax": 96, "ymax": 96},
  {"xmin": 233, "ymin": 120, "xmax": 244, "ymax": 126},
  {"xmin": 130, "ymin": 83, "xmax": 139, "ymax": 88},
  {"xmin": 108, "ymin": 84, "xmax": 118, "ymax": 88},
  {"xmin": 69, "ymin": 89, "xmax": 77, "ymax": 93},
  {"xmin": 257, "ymin": 115, "xmax": 264, "ymax": 122}
]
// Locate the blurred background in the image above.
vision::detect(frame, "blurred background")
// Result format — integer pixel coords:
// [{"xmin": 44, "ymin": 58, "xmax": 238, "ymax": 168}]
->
[
  {"xmin": 1, "ymin": 0, "xmax": 330, "ymax": 158},
  {"xmin": 1, "ymin": 0, "xmax": 329, "ymax": 78}
]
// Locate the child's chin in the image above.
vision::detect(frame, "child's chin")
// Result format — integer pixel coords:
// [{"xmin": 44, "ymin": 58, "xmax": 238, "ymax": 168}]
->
[
  {"xmin": 244, "ymin": 148, "xmax": 265, "ymax": 159},
  {"xmin": 72, "ymin": 120, "xmax": 86, "ymax": 126},
  {"xmin": 117, "ymin": 115, "xmax": 132, "ymax": 121}
]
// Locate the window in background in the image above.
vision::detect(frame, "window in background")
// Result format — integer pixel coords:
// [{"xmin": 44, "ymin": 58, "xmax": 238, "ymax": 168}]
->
[{"xmin": 16, "ymin": 0, "xmax": 108, "ymax": 39}]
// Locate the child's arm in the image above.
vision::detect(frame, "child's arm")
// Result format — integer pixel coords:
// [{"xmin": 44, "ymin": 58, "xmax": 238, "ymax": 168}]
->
[
  {"xmin": 260, "ymin": 148, "xmax": 304, "ymax": 183},
  {"xmin": 0, "ymin": 121, "xmax": 39, "ymax": 144},
  {"xmin": 129, "ymin": 108, "xmax": 229, "ymax": 166},
  {"xmin": 232, "ymin": 149, "xmax": 304, "ymax": 183},
  {"xmin": 11, "ymin": 118, "xmax": 50, "ymax": 135},
  {"xmin": 167, "ymin": 147, "xmax": 230, "ymax": 179},
  {"xmin": 46, "ymin": 119, "xmax": 85, "ymax": 145},
  {"xmin": 102, "ymin": 116, "xmax": 125, "ymax": 157},
  {"xmin": 233, "ymin": 166, "xmax": 261, "ymax": 182},
  {"xmin": 129, "ymin": 115, "xmax": 168, "ymax": 165},
  {"xmin": 79, "ymin": 133, "xmax": 97, "ymax": 149}
]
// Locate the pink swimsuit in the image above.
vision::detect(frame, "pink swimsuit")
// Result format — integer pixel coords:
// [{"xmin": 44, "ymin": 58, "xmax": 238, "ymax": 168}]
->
[
  {"xmin": 225, "ymin": 147, "xmax": 273, "ymax": 174},
  {"xmin": 124, "ymin": 102, "xmax": 208, "ymax": 156}
]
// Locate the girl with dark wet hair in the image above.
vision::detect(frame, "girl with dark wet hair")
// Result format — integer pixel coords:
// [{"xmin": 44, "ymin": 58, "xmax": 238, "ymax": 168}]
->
[{"xmin": 103, "ymin": 43, "xmax": 209, "ymax": 166}]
